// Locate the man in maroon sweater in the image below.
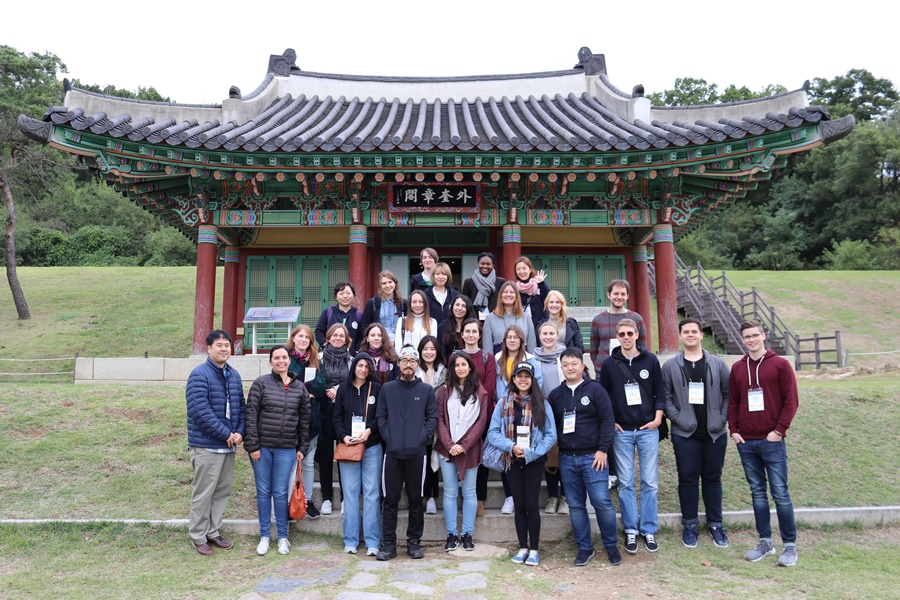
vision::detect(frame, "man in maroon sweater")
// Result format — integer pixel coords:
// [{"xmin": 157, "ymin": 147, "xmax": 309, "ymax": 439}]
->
[{"xmin": 728, "ymin": 320, "xmax": 799, "ymax": 567}]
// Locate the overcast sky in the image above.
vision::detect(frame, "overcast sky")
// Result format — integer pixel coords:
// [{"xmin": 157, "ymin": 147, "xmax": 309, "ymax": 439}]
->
[{"xmin": 6, "ymin": 1, "xmax": 898, "ymax": 106}]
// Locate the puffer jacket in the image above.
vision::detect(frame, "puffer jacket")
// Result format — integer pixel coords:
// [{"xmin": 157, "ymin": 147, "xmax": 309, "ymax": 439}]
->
[
  {"xmin": 186, "ymin": 358, "xmax": 245, "ymax": 449},
  {"xmin": 243, "ymin": 371, "xmax": 311, "ymax": 455}
]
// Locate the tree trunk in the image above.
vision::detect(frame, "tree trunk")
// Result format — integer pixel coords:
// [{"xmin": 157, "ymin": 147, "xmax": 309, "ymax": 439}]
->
[{"xmin": 1, "ymin": 170, "xmax": 31, "ymax": 319}]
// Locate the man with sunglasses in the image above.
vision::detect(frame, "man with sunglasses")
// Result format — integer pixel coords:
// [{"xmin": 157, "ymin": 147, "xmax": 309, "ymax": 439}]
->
[
  {"xmin": 598, "ymin": 319, "xmax": 664, "ymax": 556},
  {"xmin": 728, "ymin": 320, "xmax": 799, "ymax": 567}
]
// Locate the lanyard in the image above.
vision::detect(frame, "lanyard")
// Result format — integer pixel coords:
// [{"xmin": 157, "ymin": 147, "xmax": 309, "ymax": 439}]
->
[{"xmin": 746, "ymin": 354, "xmax": 765, "ymax": 390}]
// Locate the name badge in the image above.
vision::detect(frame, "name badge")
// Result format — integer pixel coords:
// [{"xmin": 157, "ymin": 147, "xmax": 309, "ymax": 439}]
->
[
  {"xmin": 563, "ymin": 410, "xmax": 576, "ymax": 435},
  {"xmin": 516, "ymin": 425, "xmax": 531, "ymax": 449},
  {"xmin": 351, "ymin": 415, "xmax": 365, "ymax": 437},
  {"xmin": 304, "ymin": 367, "xmax": 317, "ymax": 382},
  {"xmin": 625, "ymin": 383, "xmax": 642, "ymax": 406},
  {"xmin": 478, "ymin": 307, "xmax": 489, "ymax": 321},
  {"xmin": 689, "ymin": 382, "xmax": 705, "ymax": 405},
  {"xmin": 609, "ymin": 338, "xmax": 621, "ymax": 354},
  {"xmin": 748, "ymin": 389, "xmax": 765, "ymax": 412}
]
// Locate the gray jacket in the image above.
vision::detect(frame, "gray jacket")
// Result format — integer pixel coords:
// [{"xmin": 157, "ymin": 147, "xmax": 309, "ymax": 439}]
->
[{"xmin": 661, "ymin": 350, "xmax": 730, "ymax": 441}]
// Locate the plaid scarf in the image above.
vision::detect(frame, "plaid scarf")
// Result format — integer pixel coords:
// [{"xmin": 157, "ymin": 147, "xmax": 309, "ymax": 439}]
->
[{"xmin": 500, "ymin": 392, "xmax": 532, "ymax": 469}]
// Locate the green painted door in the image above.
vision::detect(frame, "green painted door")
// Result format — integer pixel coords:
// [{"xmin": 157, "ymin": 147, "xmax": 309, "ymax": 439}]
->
[{"xmin": 244, "ymin": 255, "xmax": 349, "ymax": 347}]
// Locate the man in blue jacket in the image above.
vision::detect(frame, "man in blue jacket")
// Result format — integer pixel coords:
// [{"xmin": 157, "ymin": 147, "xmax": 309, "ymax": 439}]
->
[
  {"xmin": 548, "ymin": 348, "xmax": 620, "ymax": 566},
  {"xmin": 186, "ymin": 330, "xmax": 245, "ymax": 556},
  {"xmin": 598, "ymin": 318, "xmax": 664, "ymax": 556},
  {"xmin": 375, "ymin": 344, "xmax": 438, "ymax": 561}
]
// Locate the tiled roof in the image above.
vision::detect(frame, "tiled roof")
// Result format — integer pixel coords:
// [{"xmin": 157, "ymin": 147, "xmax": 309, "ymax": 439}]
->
[{"xmin": 43, "ymin": 92, "xmax": 832, "ymax": 154}]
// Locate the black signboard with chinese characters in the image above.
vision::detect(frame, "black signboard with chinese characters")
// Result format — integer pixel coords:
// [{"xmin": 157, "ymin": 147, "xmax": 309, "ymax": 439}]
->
[{"xmin": 388, "ymin": 183, "xmax": 480, "ymax": 213}]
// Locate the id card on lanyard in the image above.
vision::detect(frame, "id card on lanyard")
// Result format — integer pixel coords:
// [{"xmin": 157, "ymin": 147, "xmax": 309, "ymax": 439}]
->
[
  {"xmin": 516, "ymin": 425, "xmax": 531, "ymax": 449},
  {"xmin": 746, "ymin": 356, "xmax": 766, "ymax": 412},
  {"xmin": 351, "ymin": 415, "xmax": 365, "ymax": 437},
  {"xmin": 625, "ymin": 382, "xmax": 642, "ymax": 406},
  {"xmin": 688, "ymin": 381, "xmax": 705, "ymax": 405},
  {"xmin": 563, "ymin": 410, "xmax": 576, "ymax": 435}
]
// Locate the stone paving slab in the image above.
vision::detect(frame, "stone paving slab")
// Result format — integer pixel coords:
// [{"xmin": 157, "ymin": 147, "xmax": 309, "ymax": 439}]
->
[
  {"xmin": 389, "ymin": 581, "xmax": 436, "ymax": 595},
  {"xmin": 457, "ymin": 560, "xmax": 490, "ymax": 572},
  {"xmin": 347, "ymin": 572, "xmax": 378, "ymax": 589},
  {"xmin": 335, "ymin": 593, "xmax": 397, "ymax": 600},
  {"xmin": 392, "ymin": 569, "xmax": 439, "ymax": 582},
  {"xmin": 255, "ymin": 577, "xmax": 318, "ymax": 593},
  {"xmin": 445, "ymin": 573, "xmax": 488, "ymax": 591}
]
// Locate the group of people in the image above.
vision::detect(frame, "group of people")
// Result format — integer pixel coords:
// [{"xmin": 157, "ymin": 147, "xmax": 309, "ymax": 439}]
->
[{"xmin": 185, "ymin": 251, "xmax": 799, "ymax": 570}]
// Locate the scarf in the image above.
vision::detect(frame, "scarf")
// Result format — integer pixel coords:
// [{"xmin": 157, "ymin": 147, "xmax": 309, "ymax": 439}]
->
[
  {"xmin": 321, "ymin": 345, "xmax": 350, "ymax": 387},
  {"xmin": 516, "ymin": 277, "xmax": 538, "ymax": 297},
  {"xmin": 447, "ymin": 387, "xmax": 480, "ymax": 443},
  {"xmin": 533, "ymin": 343, "xmax": 566, "ymax": 391},
  {"xmin": 289, "ymin": 348, "xmax": 310, "ymax": 364},
  {"xmin": 471, "ymin": 269, "xmax": 496, "ymax": 309},
  {"xmin": 501, "ymin": 392, "xmax": 532, "ymax": 468}
]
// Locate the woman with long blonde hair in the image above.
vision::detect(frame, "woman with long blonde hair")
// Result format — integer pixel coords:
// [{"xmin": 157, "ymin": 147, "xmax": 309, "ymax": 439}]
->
[{"xmin": 541, "ymin": 290, "xmax": 584, "ymax": 355}]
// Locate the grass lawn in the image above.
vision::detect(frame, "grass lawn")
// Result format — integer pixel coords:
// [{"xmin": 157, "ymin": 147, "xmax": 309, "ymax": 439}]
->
[{"xmin": 726, "ymin": 271, "xmax": 900, "ymax": 368}]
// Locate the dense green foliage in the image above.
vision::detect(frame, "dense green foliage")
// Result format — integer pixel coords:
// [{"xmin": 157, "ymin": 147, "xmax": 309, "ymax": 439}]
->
[
  {"xmin": 0, "ymin": 45, "xmax": 193, "ymax": 267},
  {"xmin": 657, "ymin": 71, "xmax": 900, "ymax": 270}
]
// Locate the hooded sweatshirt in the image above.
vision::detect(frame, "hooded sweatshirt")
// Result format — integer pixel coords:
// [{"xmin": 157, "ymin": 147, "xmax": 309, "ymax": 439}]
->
[
  {"xmin": 727, "ymin": 350, "xmax": 798, "ymax": 439},
  {"xmin": 332, "ymin": 353, "xmax": 383, "ymax": 449},
  {"xmin": 598, "ymin": 345, "xmax": 664, "ymax": 429},
  {"xmin": 376, "ymin": 375, "xmax": 438, "ymax": 459}
]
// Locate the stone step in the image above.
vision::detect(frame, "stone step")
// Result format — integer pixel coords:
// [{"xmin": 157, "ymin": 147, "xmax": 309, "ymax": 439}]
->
[{"xmin": 305, "ymin": 481, "xmax": 546, "ymax": 511}]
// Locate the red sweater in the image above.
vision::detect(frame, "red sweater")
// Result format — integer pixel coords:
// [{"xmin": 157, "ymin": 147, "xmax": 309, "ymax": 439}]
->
[{"xmin": 727, "ymin": 350, "xmax": 798, "ymax": 439}]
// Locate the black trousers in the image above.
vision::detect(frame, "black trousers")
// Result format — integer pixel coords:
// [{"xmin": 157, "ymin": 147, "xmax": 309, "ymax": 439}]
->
[
  {"xmin": 424, "ymin": 443, "xmax": 440, "ymax": 499},
  {"xmin": 507, "ymin": 459, "xmax": 545, "ymax": 549},
  {"xmin": 381, "ymin": 454, "xmax": 426, "ymax": 547}
]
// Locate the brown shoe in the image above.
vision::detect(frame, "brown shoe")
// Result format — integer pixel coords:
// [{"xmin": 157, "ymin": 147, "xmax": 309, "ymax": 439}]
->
[
  {"xmin": 207, "ymin": 535, "xmax": 233, "ymax": 549},
  {"xmin": 192, "ymin": 541, "xmax": 214, "ymax": 556},
  {"xmin": 476, "ymin": 501, "xmax": 485, "ymax": 516}
]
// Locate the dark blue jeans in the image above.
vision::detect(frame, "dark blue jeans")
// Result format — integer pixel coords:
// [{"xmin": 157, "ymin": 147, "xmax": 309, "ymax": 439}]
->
[
  {"xmin": 670, "ymin": 434, "xmax": 727, "ymax": 527},
  {"xmin": 558, "ymin": 453, "xmax": 618, "ymax": 549},
  {"xmin": 736, "ymin": 438, "xmax": 796, "ymax": 544}
]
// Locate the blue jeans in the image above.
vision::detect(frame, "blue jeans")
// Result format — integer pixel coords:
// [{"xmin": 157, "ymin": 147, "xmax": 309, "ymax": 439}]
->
[
  {"xmin": 613, "ymin": 429, "xmax": 659, "ymax": 536},
  {"xmin": 302, "ymin": 435, "xmax": 318, "ymax": 502},
  {"xmin": 736, "ymin": 438, "xmax": 796, "ymax": 544},
  {"xmin": 439, "ymin": 455, "xmax": 478, "ymax": 536},
  {"xmin": 558, "ymin": 453, "xmax": 618, "ymax": 549},
  {"xmin": 250, "ymin": 447, "xmax": 296, "ymax": 539},
  {"xmin": 338, "ymin": 443, "xmax": 383, "ymax": 549}
]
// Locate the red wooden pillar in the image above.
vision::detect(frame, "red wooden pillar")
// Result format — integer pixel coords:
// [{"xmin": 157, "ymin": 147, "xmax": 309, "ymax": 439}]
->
[
  {"xmin": 501, "ymin": 220, "xmax": 521, "ymax": 282},
  {"xmin": 221, "ymin": 246, "xmax": 240, "ymax": 343},
  {"xmin": 653, "ymin": 224, "xmax": 678, "ymax": 354},
  {"xmin": 192, "ymin": 224, "xmax": 218, "ymax": 355},
  {"xmin": 632, "ymin": 245, "xmax": 652, "ymax": 352},
  {"xmin": 349, "ymin": 224, "xmax": 368, "ymax": 309}
]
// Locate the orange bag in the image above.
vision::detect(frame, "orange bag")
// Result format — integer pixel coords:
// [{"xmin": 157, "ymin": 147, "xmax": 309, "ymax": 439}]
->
[{"xmin": 288, "ymin": 462, "xmax": 306, "ymax": 520}]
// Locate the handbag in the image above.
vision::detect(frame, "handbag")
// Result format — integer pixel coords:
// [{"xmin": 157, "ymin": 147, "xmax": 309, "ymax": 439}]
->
[
  {"xmin": 334, "ymin": 382, "xmax": 371, "ymax": 463},
  {"xmin": 288, "ymin": 462, "xmax": 306, "ymax": 520},
  {"xmin": 481, "ymin": 439, "xmax": 506, "ymax": 472}
]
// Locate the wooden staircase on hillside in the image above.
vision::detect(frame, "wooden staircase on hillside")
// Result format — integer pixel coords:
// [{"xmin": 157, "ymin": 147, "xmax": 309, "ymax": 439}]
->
[{"xmin": 649, "ymin": 254, "xmax": 796, "ymax": 358}]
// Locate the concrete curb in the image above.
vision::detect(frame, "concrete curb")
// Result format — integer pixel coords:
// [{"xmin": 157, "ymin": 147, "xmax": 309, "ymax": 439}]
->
[{"xmin": 4, "ymin": 506, "xmax": 898, "ymax": 543}]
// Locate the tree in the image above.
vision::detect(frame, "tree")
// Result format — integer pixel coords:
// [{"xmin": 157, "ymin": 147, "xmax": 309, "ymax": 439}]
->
[
  {"xmin": 648, "ymin": 77, "xmax": 718, "ymax": 106},
  {"xmin": 0, "ymin": 46, "xmax": 67, "ymax": 318},
  {"xmin": 808, "ymin": 69, "xmax": 898, "ymax": 122}
]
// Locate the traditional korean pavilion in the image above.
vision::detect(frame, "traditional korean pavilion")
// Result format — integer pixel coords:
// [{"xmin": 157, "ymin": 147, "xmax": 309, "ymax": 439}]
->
[{"xmin": 18, "ymin": 47, "xmax": 854, "ymax": 354}]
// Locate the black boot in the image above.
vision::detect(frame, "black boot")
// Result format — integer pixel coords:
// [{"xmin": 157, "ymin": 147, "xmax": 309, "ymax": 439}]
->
[{"xmin": 407, "ymin": 539, "xmax": 424, "ymax": 559}]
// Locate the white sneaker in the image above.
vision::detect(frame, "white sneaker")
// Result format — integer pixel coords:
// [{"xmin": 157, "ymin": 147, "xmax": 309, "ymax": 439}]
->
[
  {"xmin": 277, "ymin": 538, "xmax": 291, "ymax": 555},
  {"xmin": 321, "ymin": 500, "xmax": 333, "ymax": 515},
  {"xmin": 426, "ymin": 498, "xmax": 437, "ymax": 514},
  {"xmin": 344, "ymin": 546, "xmax": 357, "ymax": 554},
  {"xmin": 608, "ymin": 475, "xmax": 618, "ymax": 490},
  {"xmin": 366, "ymin": 547, "xmax": 379, "ymax": 556},
  {"xmin": 545, "ymin": 496, "xmax": 559, "ymax": 514},
  {"xmin": 557, "ymin": 496, "xmax": 569, "ymax": 515},
  {"xmin": 501, "ymin": 496, "xmax": 515, "ymax": 514},
  {"xmin": 256, "ymin": 537, "xmax": 270, "ymax": 556}
]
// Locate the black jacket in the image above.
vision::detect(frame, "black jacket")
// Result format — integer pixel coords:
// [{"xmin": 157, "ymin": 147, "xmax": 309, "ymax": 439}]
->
[
  {"xmin": 333, "ymin": 369, "xmax": 383, "ymax": 449},
  {"xmin": 376, "ymin": 377, "xmax": 438, "ymax": 459},
  {"xmin": 548, "ymin": 378, "xmax": 615, "ymax": 455},
  {"xmin": 315, "ymin": 304, "xmax": 364, "ymax": 353},
  {"xmin": 244, "ymin": 371, "xmax": 311, "ymax": 455},
  {"xmin": 424, "ymin": 286, "xmax": 460, "ymax": 327},
  {"xmin": 598, "ymin": 346, "xmax": 665, "ymax": 430}
]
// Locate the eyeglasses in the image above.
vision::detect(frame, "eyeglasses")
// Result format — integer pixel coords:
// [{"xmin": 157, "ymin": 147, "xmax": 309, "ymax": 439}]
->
[
  {"xmin": 742, "ymin": 333, "xmax": 762, "ymax": 340},
  {"xmin": 617, "ymin": 331, "xmax": 636, "ymax": 338},
  {"xmin": 505, "ymin": 336, "xmax": 521, "ymax": 341},
  {"xmin": 398, "ymin": 358, "xmax": 418, "ymax": 365}
]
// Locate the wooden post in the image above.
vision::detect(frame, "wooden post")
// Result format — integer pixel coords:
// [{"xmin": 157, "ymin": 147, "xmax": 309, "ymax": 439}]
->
[
  {"xmin": 653, "ymin": 224, "xmax": 678, "ymax": 354},
  {"xmin": 222, "ymin": 246, "xmax": 240, "ymax": 343},
  {"xmin": 814, "ymin": 333, "xmax": 821, "ymax": 369},
  {"xmin": 502, "ymin": 221, "xmax": 521, "ymax": 283},
  {"xmin": 349, "ymin": 225, "xmax": 368, "ymax": 310},
  {"xmin": 632, "ymin": 246, "xmax": 652, "ymax": 352},
  {"xmin": 192, "ymin": 224, "xmax": 218, "ymax": 355},
  {"xmin": 834, "ymin": 331, "xmax": 842, "ymax": 367}
]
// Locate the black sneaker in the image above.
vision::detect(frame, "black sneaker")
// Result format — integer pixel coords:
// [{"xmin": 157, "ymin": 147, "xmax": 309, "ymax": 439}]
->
[
  {"xmin": 643, "ymin": 534, "xmax": 659, "ymax": 553},
  {"xmin": 461, "ymin": 533, "xmax": 474, "ymax": 551},
  {"xmin": 682, "ymin": 524, "xmax": 698, "ymax": 548},
  {"xmin": 605, "ymin": 545, "xmax": 622, "ymax": 565},
  {"xmin": 574, "ymin": 548, "xmax": 596, "ymax": 566},
  {"xmin": 444, "ymin": 533, "xmax": 459, "ymax": 551},
  {"xmin": 709, "ymin": 526, "xmax": 729, "ymax": 548},
  {"xmin": 306, "ymin": 501, "xmax": 320, "ymax": 520},
  {"xmin": 376, "ymin": 546, "xmax": 397, "ymax": 561},
  {"xmin": 624, "ymin": 533, "xmax": 638, "ymax": 554},
  {"xmin": 407, "ymin": 540, "xmax": 424, "ymax": 559}
]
